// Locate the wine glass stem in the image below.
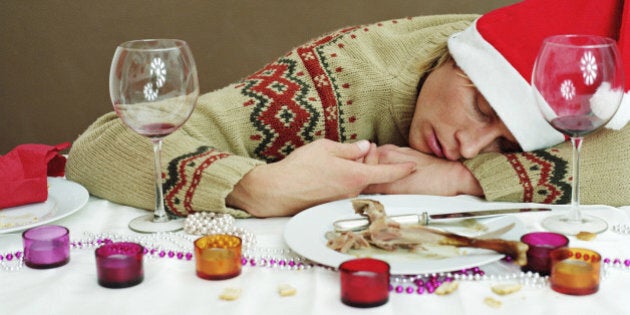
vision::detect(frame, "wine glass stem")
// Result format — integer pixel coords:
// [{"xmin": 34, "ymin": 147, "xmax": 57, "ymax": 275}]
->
[
  {"xmin": 151, "ymin": 138, "xmax": 169, "ymax": 223},
  {"xmin": 568, "ymin": 136, "xmax": 583, "ymax": 223}
]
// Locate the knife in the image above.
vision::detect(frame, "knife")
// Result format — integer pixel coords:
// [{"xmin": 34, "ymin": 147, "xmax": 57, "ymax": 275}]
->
[{"xmin": 332, "ymin": 207, "xmax": 551, "ymax": 232}]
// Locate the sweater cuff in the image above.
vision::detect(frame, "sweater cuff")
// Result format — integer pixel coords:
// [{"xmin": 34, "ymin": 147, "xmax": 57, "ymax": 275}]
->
[
  {"xmin": 465, "ymin": 149, "xmax": 573, "ymax": 204},
  {"xmin": 163, "ymin": 150, "xmax": 265, "ymax": 218},
  {"xmin": 464, "ymin": 153, "xmax": 526, "ymax": 202}
]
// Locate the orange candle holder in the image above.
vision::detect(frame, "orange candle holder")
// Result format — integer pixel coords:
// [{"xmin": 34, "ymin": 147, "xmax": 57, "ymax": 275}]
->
[
  {"xmin": 194, "ymin": 234, "xmax": 242, "ymax": 280},
  {"xmin": 549, "ymin": 247, "xmax": 600, "ymax": 295}
]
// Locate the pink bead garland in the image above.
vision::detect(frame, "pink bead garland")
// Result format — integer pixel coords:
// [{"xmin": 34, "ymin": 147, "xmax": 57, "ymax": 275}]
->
[{"xmin": 3, "ymin": 236, "xmax": 630, "ymax": 297}]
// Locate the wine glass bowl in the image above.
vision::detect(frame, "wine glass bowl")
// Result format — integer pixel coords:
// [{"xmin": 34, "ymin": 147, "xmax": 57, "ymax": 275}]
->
[
  {"xmin": 532, "ymin": 35, "xmax": 624, "ymax": 235},
  {"xmin": 110, "ymin": 39, "xmax": 199, "ymax": 233}
]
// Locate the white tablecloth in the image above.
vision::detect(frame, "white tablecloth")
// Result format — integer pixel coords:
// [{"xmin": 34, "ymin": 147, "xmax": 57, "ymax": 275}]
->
[{"xmin": 2, "ymin": 194, "xmax": 630, "ymax": 315}]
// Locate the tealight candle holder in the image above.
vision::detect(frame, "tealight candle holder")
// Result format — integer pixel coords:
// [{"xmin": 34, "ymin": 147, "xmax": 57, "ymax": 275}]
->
[
  {"xmin": 95, "ymin": 242, "xmax": 144, "ymax": 288},
  {"xmin": 520, "ymin": 232, "xmax": 569, "ymax": 275},
  {"xmin": 550, "ymin": 247, "xmax": 600, "ymax": 295},
  {"xmin": 339, "ymin": 258, "xmax": 390, "ymax": 308},
  {"xmin": 194, "ymin": 234, "xmax": 242, "ymax": 280},
  {"xmin": 22, "ymin": 225, "xmax": 70, "ymax": 269}
]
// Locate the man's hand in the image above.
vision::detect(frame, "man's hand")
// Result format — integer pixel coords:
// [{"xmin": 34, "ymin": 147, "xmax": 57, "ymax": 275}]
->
[
  {"xmin": 362, "ymin": 144, "xmax": 483, "ymax": 196},
  {"xmin": 226, "ymin": 139, "xmax": 416, "ymax": 217}
]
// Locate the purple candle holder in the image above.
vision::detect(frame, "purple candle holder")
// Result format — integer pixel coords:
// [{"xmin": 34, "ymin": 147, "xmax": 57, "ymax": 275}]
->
[
  {"xmin": 95, "ymin": 242, "xmax": 144, "ymax": 288},
  {"xmin": 521, "ymin": 232, "xmax": 569, "ymax": 275},
  {"xmin": 339, "ymin": 258, "xmax": 390, "ymax": 308},
  {"xmin": 22, "ymin": 225, "xmax": 70, "ymax": 269}
]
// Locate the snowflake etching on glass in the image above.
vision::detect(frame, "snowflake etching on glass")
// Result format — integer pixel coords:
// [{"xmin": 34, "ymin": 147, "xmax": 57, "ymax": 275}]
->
[
  {"xmin": 580, "ymin": 51, "xmax": 597, "ymax": 85},
  {"xmin": 143, "ymin": 57, "xmax": 167, "ymax": 101},
  {"xmin": 143, "ymin": 83, "xmax": 158, "ymax": 101},
  {"xmin": 150, "ymin": 58, "xmax": 167, "ymax": 88},
  {"xmin": 560, "ymin": 79, "xmax": 575, "ymax": 100}
]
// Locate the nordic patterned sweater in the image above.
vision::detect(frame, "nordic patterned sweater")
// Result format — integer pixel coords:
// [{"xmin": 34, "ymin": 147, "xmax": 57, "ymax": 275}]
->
[{"xmin": 66, "ymin": 14, "xmax": 630, "ymax": 218}]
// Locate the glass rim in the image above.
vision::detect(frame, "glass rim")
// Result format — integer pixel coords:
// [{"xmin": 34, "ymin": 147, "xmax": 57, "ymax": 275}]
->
[
  {"xmin": 542, "ymin": 34, "xmax": 617, "ymax": 48},
  {"xmin": 95, "ymin": 241, "xmax": 144, "ymax": 258},
  {"xmin": 194, "ymin": 234, "xmax": 242, "ymax": 249},
  {"xmin": 117, "ymin": 39, "xmax": 190, "ymax": 51},
  {"xmin": 339, "ymin": 257, "xmax": 390, "ymax": 273},
  {"xmin": 549, "ymin": 247, "xmax": 601, "ymax": 260},
  {"xmin": 22, "ymin": 225, "xmax": 69, "ymax": 241},
  {"xmin": 520, "ymin": 231, "xmax": 569, "ymax": 246}
]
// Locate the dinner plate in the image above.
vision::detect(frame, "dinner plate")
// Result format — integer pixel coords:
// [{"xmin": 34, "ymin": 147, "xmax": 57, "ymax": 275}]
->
[
  {"xmin": 283, "ymin": 195, "xmax": 526, "ymax": 275},
  {"xmin": 0, "ymin": 177, "xmax": 89, "ymax": 234}
]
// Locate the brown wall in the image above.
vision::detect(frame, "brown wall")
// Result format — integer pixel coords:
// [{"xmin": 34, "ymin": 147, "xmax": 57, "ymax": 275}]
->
[{"xmin": 0, "ymin": 0, "xmax": 518, "ymax": 153}]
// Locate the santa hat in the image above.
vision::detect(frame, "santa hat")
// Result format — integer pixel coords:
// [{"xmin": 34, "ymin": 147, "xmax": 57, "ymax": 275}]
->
[{"xmin": 448, "ymin": 0, "xmax": 629, "ymax": 151}]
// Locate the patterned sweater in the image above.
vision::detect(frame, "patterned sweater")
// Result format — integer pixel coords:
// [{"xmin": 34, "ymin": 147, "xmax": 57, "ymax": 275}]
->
[{"xmin": 66, "ymin": 14, "xmax": 630, "ymax": 218}]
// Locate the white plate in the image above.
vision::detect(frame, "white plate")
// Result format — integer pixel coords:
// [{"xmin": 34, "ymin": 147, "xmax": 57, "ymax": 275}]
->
[
  {"xmin": 0, "ymin": 177, "xmax": 89, "ymax": 233},
  {"xmin": 283, "ymin": 195, "xmax": 526, "ymax": 275}
]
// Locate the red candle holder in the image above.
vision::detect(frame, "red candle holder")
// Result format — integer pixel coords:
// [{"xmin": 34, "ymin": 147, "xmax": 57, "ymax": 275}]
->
[
  {"xmin": 22, "ymin": 225, "xmax": 70, "ymax": 269},
  {"xmin": 339, "ymin": 258, "xmax": 390, "ymax": 308},
  {"xmin": 194, "ymin": 234, "xmax": 242, "ymax": 280},
  {"xmin": 550, "ymin": 247, "xmax": 600, "ymax": 295},
  {"xmin": 95, "ymin": 242, "xmax": 144, "ymax": 288},
  {"xmin": 520, "ymin": 232, "xmax": 569, "ymax": 275}
]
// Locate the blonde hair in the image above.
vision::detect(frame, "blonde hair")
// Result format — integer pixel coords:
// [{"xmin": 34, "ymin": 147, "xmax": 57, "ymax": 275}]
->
[
  {"xmin": 418, "ymin": 42, "xmax": 450, "ymax": 75},
  {"xmin": 419, "ymin": 48, "xmax": 475, "ymax": 88}
]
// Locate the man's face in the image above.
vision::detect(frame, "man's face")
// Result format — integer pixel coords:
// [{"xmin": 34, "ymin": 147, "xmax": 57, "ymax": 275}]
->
[{"xmin": 408, "ymin": 59, "xmax": 520, "ymax": 160}]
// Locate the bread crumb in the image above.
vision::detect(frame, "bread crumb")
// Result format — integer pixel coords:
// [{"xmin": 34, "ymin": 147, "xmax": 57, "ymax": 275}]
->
[
  {"xmin": 435, "ymin": 281, "xmax": 459, "ymax": 295},
  {"xmin": 219, "ymin": 287, "xmax": 241, "ymax": 301},
  {"xmin": 278, "ymin": 284, "xmax": 297, "ymax": 297},
  {"xmin": 576, "ymin": 231, "xmax": 596, "ymax": 241},
  {"xmin": 484, "ymin": 297, "xmax": 502, "ymax": 308},
  {"xmin": 491, "ymin": 283, "xmax": 522, "ymax": 295}
]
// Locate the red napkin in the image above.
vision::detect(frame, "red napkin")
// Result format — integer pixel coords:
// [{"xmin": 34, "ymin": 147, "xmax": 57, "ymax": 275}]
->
[{"xmin": 0, "ymin": 142, "xmax": 71, "ymax": 209}]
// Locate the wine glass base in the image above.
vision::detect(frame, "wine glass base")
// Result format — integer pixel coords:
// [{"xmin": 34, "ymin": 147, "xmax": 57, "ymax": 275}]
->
[
  {"xmin": 542, "ymin": 214, "xmax": 608, "ymax": 235},
  {"xmin": 128, "ymin": 214, "xmax": 184, "ymax": 233}
]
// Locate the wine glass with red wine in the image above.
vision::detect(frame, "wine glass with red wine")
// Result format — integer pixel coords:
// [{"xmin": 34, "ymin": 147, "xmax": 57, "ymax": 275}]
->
[
  {"xmin": 110, "ymin": 39, "xmax": 199, "ymax": 233},
  {"xmin": 532, "ymin": 34, "xmax": 624, "ymax": 235}
]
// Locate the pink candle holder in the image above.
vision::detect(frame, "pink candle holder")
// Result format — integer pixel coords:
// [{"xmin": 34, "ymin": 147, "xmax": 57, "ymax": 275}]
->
[
  {"xmin": 520, "ymin": 232, "xmax": 569, "ymax": 275},
  {"xmin": 95, "ymin": 242, "xmax": 144, "ymax": 288},
  {"xmin": 339, "ymin": 258, "xmax": 390, "ymax": 308},
  {"xmin": 550, "ymin": 247, "xmax": 601, "ymax": 295},
  {"xmin": 22, "ymin": 225, "xmax": 70, "ymax": 269}
]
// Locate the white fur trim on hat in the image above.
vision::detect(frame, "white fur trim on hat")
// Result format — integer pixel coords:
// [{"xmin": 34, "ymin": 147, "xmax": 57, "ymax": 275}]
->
[
  {"xmin": 606, "ymin": 93, "xmax": 630, "ymax": 129},
  {"xmin": 448, "ymin": 19, "xmax": 565, "ymax": 152}
]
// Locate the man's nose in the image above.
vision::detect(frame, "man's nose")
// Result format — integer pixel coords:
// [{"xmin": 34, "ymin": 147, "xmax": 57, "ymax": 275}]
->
[{"xmin": 457, "ymin": 127, "xmax": 502, "ymax": 159}]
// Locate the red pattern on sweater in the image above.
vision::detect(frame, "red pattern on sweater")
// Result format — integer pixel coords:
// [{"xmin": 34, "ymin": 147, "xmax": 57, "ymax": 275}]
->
[
  {"xmin": 165, "ymin": 149, "xmax": 229, "ymax": 216},
  {"xmin": 522, "ymin": 152, "xmax": 563, "ymax": 203},
  {"xmin": 506, "ymin": 152, "xmax": 564, "ymax": 203},
  {"xmin": 506, "ymin": 153, "xmax": 533, "ymax": 202}
]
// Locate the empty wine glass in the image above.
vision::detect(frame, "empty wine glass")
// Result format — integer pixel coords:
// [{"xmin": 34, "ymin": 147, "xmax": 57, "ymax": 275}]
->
[
  {"xmin": 110, "ymin": 39, "xmax": 199, "ymax": 233},
  {"xmin": 532, "ymin": 35, "xmax": 624, "ymax": 235}
]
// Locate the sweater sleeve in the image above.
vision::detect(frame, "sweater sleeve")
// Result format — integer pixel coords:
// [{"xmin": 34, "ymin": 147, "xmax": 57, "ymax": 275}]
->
[
  {"xmin": 464, "ymin": 125, "xmax": 630, "ymax": 207},
  {"xmin": 65, "ymin": 112, "xmax": 264, "ymax": 218}
]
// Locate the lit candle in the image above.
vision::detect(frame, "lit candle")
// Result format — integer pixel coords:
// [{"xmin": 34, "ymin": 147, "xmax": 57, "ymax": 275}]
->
[
  {"xmin": 22, "ymin": 225, "xmax": 70, "ymax": 269},
  {"xmin": 520, "ymin": 232, "xmax": 569, "ymax": 275},
  {"xmin": 95, "ymin": 242, "xmax": 144, "ymax": 288},
  {"xmin": 194, "ymin": 234, "xmax": 242, "ymax": 280},
  {"xmin": 339, "ymin": 258, "xmax": 390, "ymax": 308},
  {"xmin": 550, "ymin": 248, "xmax": 600, "ymax": 295}
]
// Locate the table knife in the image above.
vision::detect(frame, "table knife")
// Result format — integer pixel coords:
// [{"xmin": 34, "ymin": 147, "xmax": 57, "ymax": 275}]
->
[{"xmin": 333, "ymin": 207, "xmax": 551, "ymax": 232}]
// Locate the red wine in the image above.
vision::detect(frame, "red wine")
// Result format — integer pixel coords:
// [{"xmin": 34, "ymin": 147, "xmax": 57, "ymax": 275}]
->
[
  {"xmin": 550, "ymin": 115, "xmax": 604, "ymax": 137},
  {"xmin": 137, "ymin": 122, "xmax": 179, "ymax": 138}
]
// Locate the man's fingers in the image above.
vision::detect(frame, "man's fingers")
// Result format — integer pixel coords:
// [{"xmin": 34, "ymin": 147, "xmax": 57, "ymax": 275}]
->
[
  {"xmin": 363, "ymin": 162, "xmax": 416, "ymax": 184},
  {"xmin": 330, "ymin": 140, "xmax": 371, "ymax": 160},
  {"xmin": 363, "ymin": 143, "xmax": 379, "ymax": 165}
]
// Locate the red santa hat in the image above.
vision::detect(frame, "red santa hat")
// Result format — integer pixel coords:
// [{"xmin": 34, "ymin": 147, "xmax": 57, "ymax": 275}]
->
[{"xmin": 448, "ymin": 0, "xmax": 629, "ymax": 151}]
